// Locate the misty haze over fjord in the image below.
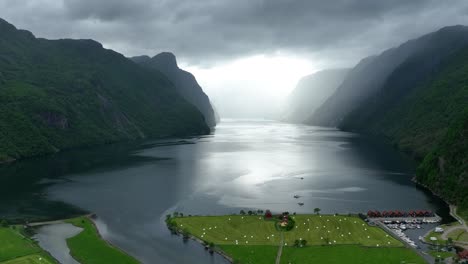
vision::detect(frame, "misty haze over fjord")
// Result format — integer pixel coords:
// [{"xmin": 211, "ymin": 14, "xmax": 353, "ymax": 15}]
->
[{"xmin": 2, "ymin": 0, "xmax": 468, "ymax": 118}]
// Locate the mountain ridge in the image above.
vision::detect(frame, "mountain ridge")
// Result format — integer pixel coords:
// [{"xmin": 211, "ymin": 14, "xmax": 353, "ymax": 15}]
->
[
  {"xmin": 283, "ymin": 68, "xmax": 349, "ymax": 123},
  {"xmin": 308, "ymin": 25, "xmax": 468, "ymax": 127},
  {"xmin": 0, "ymin": 18, "xmax": 210, "ymax": 162},
  {"xmin": 302, "ymin": 24, "xmax": 468, "ymax": 216},
  {"xmin": 131, "ymin": 53, "xmax": 218, "ymax": 127}
]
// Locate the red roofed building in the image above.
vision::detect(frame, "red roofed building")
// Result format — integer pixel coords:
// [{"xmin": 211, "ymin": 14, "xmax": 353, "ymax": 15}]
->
[{"xmin": 458, "ymin": 250, "xmax": 468, "ymax": 260}]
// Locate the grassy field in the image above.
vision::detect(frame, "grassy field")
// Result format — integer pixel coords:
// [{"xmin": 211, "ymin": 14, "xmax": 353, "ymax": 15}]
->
[
  {"xmin": 66, "ymin": 217, "xmax": 139, "ymax": 264},
  {"xmin": 428, "ymin": 250, "xmax": 457, "ymax": 259},
  {"xmin": 447, "ymin": 228, "xmax": 468, "ymax": 242},
  {"xmin": 1, "ymin": 254, "xmax": 54, "ymax": 264},
  {"xmin": 0, "ymin": 227, "xmax": 54, "ymax": 264},
  {"xmin": 424, "ymin": 222, "xmax": 468, "ymax": 243},
  {"xmin": 172, "ymin": 214, "xmax": 425, "ymax": 263},
  {"xmin": 220, "ymin": 245, "xmax": 278, "ymax": 264},
  {"xmin": 283, "ymin": 215, "xmax": 401, "ymax": 247},
  {"xmin": 173, "ymin": 215, "xmax": 402, "ymax": 247},
  {"xmin": 280, "ymin": 245, "xmax": 426, "ymax": 264}
]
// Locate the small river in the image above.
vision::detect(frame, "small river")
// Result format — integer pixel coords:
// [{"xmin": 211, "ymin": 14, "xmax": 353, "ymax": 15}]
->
[{"xmin": 0, "ymin": 119, "xmax": 450, "ymax": 263}]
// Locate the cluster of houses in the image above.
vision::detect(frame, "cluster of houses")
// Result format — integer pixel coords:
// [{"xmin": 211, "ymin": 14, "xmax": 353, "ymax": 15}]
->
[{"xmin": 367, "ymin": 210, "xmax": 434, "ymax": 218}]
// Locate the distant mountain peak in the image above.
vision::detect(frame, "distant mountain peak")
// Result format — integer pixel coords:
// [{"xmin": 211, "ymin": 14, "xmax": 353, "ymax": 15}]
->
[
  {"xmin": 131, "ymin": 52, "xmax": 218, "ymax": 127},
  {"xmin": 0, "ymin": 17, "xmax": 15, "ymax": 29},
  {"xmin": 0, "ymin": 17, "xmax": 35, "ymax": 39},
  {"xmin": 152, "ymin": 52, "xmax": 178, "ymax": 69},
  {"xmin": 131, "ymin": 55, "xmax": 151, "ymax": 64}
]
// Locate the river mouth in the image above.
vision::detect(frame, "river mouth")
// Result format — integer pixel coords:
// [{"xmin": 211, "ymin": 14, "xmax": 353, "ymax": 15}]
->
[{"xmin": 0, "ymin": 120, "xmax": 451, "ymax": 263}]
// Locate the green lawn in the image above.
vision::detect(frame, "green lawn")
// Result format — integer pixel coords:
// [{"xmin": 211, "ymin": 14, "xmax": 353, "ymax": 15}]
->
[
  {"xmin": 1, "ymin": 254, "xmax": 54, "ymax": 264},
  {"xmin": 220, "ymin": 245, "xmax": 278, "ymax": 264},
  {"xmin": 424, "ymin": 230, "xmax": 443, "ymax": 243},
  {"xmin": 447, "ymin": 228, "xmax": 468, "ymax": 242},
  {"xmin": 0, "ymin": 227, "xmax": 55, "ymax": 264},
  {"xmin": 65, "ymin": 217, "xmax": 139, "ymax": 264},
  {"xmin": 172, "ymin": 214, "xmax": 424, "ymax": 264},
  {"xmin": 283, "ymin": 215, "xmax": 401, "ymax": 247},
  {"xmin": 173, "ymin": 215, "xmax": 402, "ymax": 247},
  {"xmin": 428, "ymin": 250, "xmax": 457, "ymax": 259},
  {"xmin": 174, "ymin": 215, "xmax": 281, "ymax": 245},
  {"xmin": 280, "ymin": 245, "xmax": 426, "ymax": 264},
  {"xmin": 424, "ymin": 222, "xmax": 468, "ymax": 243},
  {"xmin": 0, "ymin": 227, "xmax": 40, "ymax": 262}
]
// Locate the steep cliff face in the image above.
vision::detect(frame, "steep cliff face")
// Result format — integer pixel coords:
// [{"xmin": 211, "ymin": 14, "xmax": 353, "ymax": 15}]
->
[
  {"xmin": 304, "ymin": 25, "xmax": 468, "ymax": 215},
  {"xmin": 0, "ymin": 18, "xmax": 210, "ymax": 162},
  {"xmin": 283, "ymin": 69, "xmax": 348, "ymax": 123},
  {"xmin": 131, "ymin": 53, "xmax": 218, "ymax": 127},
  {"xmin": 308, "ymin": 25, "xmax": 468, "ymax": 127},
  {"xmin": 417, "ymin": 114, "xmax": 468, "ymax": 216},
  {"xmin": 349, "ymin": 45, "xmax": 468, "ymax": 213}
]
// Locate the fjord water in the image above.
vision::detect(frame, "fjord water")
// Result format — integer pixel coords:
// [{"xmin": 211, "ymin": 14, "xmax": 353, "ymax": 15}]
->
[{"xmin": 0, "ymin": 120, "xmax": 449, "ymax": 263}]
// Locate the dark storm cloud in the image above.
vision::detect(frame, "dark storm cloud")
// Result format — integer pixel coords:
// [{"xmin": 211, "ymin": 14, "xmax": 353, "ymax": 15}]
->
[{"xmin": 1, "ymin": 0, "xmax": 467, "ymax": 66}]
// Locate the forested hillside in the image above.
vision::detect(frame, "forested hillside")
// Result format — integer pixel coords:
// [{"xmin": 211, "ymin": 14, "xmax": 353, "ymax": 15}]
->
[
  {"xmin": 308, "ymin": 25, "xmax": 468, "ymax": 127},
  {"xmin": 310, "ymin": 27, "xmax": 468, "ymax": 216},
  {"xmin": 0, "ymin": 18, "xmax": 209, "ymax": 162}
]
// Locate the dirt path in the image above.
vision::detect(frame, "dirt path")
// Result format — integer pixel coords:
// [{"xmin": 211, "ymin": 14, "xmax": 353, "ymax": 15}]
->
[{"xmin": 275, "ymin": 232, "xmax": 284, "ymax": 264}]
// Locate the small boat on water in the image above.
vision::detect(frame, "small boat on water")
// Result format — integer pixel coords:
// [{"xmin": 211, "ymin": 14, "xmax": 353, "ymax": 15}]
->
[
  {"xmin": 298, "ymin": 202, "xmax": 304, "ymax": 206},
  {"xmin": 294, "ymin": 195, "xmax": 300, "ymax": 199}
]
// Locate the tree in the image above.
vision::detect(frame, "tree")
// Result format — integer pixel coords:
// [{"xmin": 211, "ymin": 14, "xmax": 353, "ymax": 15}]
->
[
  {"xmin": 0, "ymin": 219, "xmax": 7, "ymax": 227},
  {"xmin": 182, "ymin": 228, "xmax": 190, "ymax": 241},
  {"xmin": 446, "ymin": 237, "xmax": 453, "ymax": 249},
  {"xmin": 240, "ymin": 210, "xmax": 246, "ymax": 215},
  {"xmin": 314, "ymin": 208, "xmax": 321, "ymax": 215},
  {"xmin": 300, "ymin": 240, "xmax": 307, "ymax": 247},
  {"xmin": 208, "ymin": 242, "xmax": 215, "ymax": 255},
  {"xmin": 248, "ymin": 210, "xmax": 253, "ymax": 215},
  {"xmin": 294, "ymin": 240, "xmax": 300, "ymax": 247}
]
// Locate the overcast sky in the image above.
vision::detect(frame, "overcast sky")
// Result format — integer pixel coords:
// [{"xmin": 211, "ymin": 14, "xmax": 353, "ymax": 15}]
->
[{"xmin": 1, "ymin": 0, "xmax": 468, "ymax": 117}]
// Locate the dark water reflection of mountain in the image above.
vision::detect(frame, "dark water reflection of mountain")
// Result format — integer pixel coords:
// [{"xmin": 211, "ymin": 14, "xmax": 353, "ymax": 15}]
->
[{"xmin": 0, "ymin": 120, "xmax": 450, "ymax": 263}]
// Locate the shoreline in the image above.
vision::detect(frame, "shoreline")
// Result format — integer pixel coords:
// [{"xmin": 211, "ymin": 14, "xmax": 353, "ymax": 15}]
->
[
  {"xmin": 411, "ymin": 176, "xmax": 457, "ymax": 222},
  {"xmin": 168, "ymin": 214, "xmax": 431, "ymax": 264},
  {"xmin": 27, "ymin": 214, "xmax": 140, "ymax": 264}
]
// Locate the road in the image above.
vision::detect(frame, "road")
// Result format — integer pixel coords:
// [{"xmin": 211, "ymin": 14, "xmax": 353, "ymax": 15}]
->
[{"xmin": 275, "ymin": 232, "xmax": 284, "ymax": 264}]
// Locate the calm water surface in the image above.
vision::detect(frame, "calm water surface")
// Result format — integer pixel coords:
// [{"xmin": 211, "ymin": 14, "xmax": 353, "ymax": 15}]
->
[{"xmin": 0, "ymin": 120, "xmax": 449, "ymax": 263}]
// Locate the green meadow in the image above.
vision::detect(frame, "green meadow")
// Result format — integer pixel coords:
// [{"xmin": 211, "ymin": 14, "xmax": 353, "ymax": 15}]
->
[
  {"xmin": 173, "ymin": 214, "xmax": 402, "ymax": 247},
  {"xmin": 172, "ymin": 214, "xmax": 425, "ymax": 264},
  {"xmin": 280, "ymin": 245, "xmax": 426, "ymax": 264},
  {"xmin": 65, "ymin": 217, "xmax": 139, "ymax": 264},
  {"xmin": 0, "ymin": 226, "xmax": 54, "ymax": 264},
  {"xmin": 0, "ymin": 217, "xmax": 140, "ymax": 264}
]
